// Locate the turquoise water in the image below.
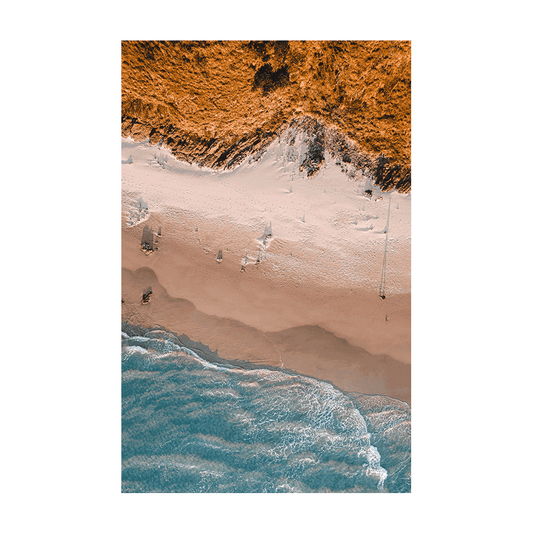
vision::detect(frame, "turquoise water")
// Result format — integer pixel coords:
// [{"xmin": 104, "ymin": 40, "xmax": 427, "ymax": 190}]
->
[{"xmin": 122, "ymin": 323, "xmax": 411, "ymax": 493}]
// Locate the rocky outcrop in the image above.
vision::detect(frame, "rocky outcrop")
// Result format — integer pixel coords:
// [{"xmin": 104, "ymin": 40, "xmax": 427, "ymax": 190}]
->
[{"xmin": 122, "ymin": 40, "xmax": 411, "ymax": 191}]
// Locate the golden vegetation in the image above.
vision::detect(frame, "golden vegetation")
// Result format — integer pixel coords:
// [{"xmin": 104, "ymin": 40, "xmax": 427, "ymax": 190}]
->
[{"xmin": 122, "ymin": 41, "xmax": 411, "ymax": 191}]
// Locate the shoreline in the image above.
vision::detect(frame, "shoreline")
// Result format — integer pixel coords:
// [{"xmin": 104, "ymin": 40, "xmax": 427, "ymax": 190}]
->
[
  {"xmin": 122, "ymin": 265, "xmax": 410, "ymax": 404},
  {"xmin": 121, "ymin": 318, "xmax": 411, "ymax": 410}
]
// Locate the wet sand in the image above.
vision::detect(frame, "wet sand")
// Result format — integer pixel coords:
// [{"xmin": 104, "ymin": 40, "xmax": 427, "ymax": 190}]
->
[{"xmin": 122, "ymin": 215, "xmax": 410, "ymax": 404}]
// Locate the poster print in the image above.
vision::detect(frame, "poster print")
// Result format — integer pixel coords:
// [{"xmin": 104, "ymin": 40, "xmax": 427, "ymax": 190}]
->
[{"xmin": 121, "ymin": 41, "xmax": 411, "ymax": 493}]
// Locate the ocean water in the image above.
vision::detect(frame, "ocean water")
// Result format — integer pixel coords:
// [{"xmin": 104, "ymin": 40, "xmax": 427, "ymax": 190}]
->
[{"xmin": 122, "ymin": 323, "xmax": 411, "ymax": 493}]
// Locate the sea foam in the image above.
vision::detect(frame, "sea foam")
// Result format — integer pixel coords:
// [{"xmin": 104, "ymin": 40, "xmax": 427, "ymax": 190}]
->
[{"xmin": 121, "ymin": 323, "xmax": 410, "ymax": 493}]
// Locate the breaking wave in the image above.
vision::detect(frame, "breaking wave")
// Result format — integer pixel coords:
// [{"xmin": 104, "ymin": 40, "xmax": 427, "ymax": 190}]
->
[{"xmin": 122, "ymin": 323, "xmax": 410, "ymax": 493}]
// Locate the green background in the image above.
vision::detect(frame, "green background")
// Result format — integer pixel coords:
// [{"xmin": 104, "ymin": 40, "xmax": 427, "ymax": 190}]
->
[{"xmin": 2, "ymin": 0, "xmax": 531, "ymax": 532}]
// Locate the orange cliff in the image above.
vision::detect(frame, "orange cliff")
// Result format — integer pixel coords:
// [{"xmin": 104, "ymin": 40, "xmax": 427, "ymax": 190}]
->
[{"xmin": 121, "ymin": 40, "xmax": 411, "ymax": 192}]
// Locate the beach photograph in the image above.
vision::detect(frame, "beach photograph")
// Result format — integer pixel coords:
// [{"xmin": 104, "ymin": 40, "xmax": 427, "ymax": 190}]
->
[{"xmin": 121, "ymin": 40, "xmax": 411, "ymax": 493}]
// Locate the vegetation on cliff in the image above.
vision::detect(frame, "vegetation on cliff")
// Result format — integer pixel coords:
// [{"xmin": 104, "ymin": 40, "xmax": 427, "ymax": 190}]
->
[{"xmin": 122, "ymin": 40, "xmax": 411, "ymax": 191}]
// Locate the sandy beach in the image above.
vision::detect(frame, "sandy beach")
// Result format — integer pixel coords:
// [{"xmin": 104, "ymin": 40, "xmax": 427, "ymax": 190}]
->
[{"xmin": 121, "ymin": 133, "xmax": 411, "ymax": 404}]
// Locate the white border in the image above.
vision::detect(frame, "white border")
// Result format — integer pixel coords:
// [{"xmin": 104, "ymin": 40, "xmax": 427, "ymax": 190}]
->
[{"xmin": 101, "ymin": 19, "xmax": 431, "ymax": 514}]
